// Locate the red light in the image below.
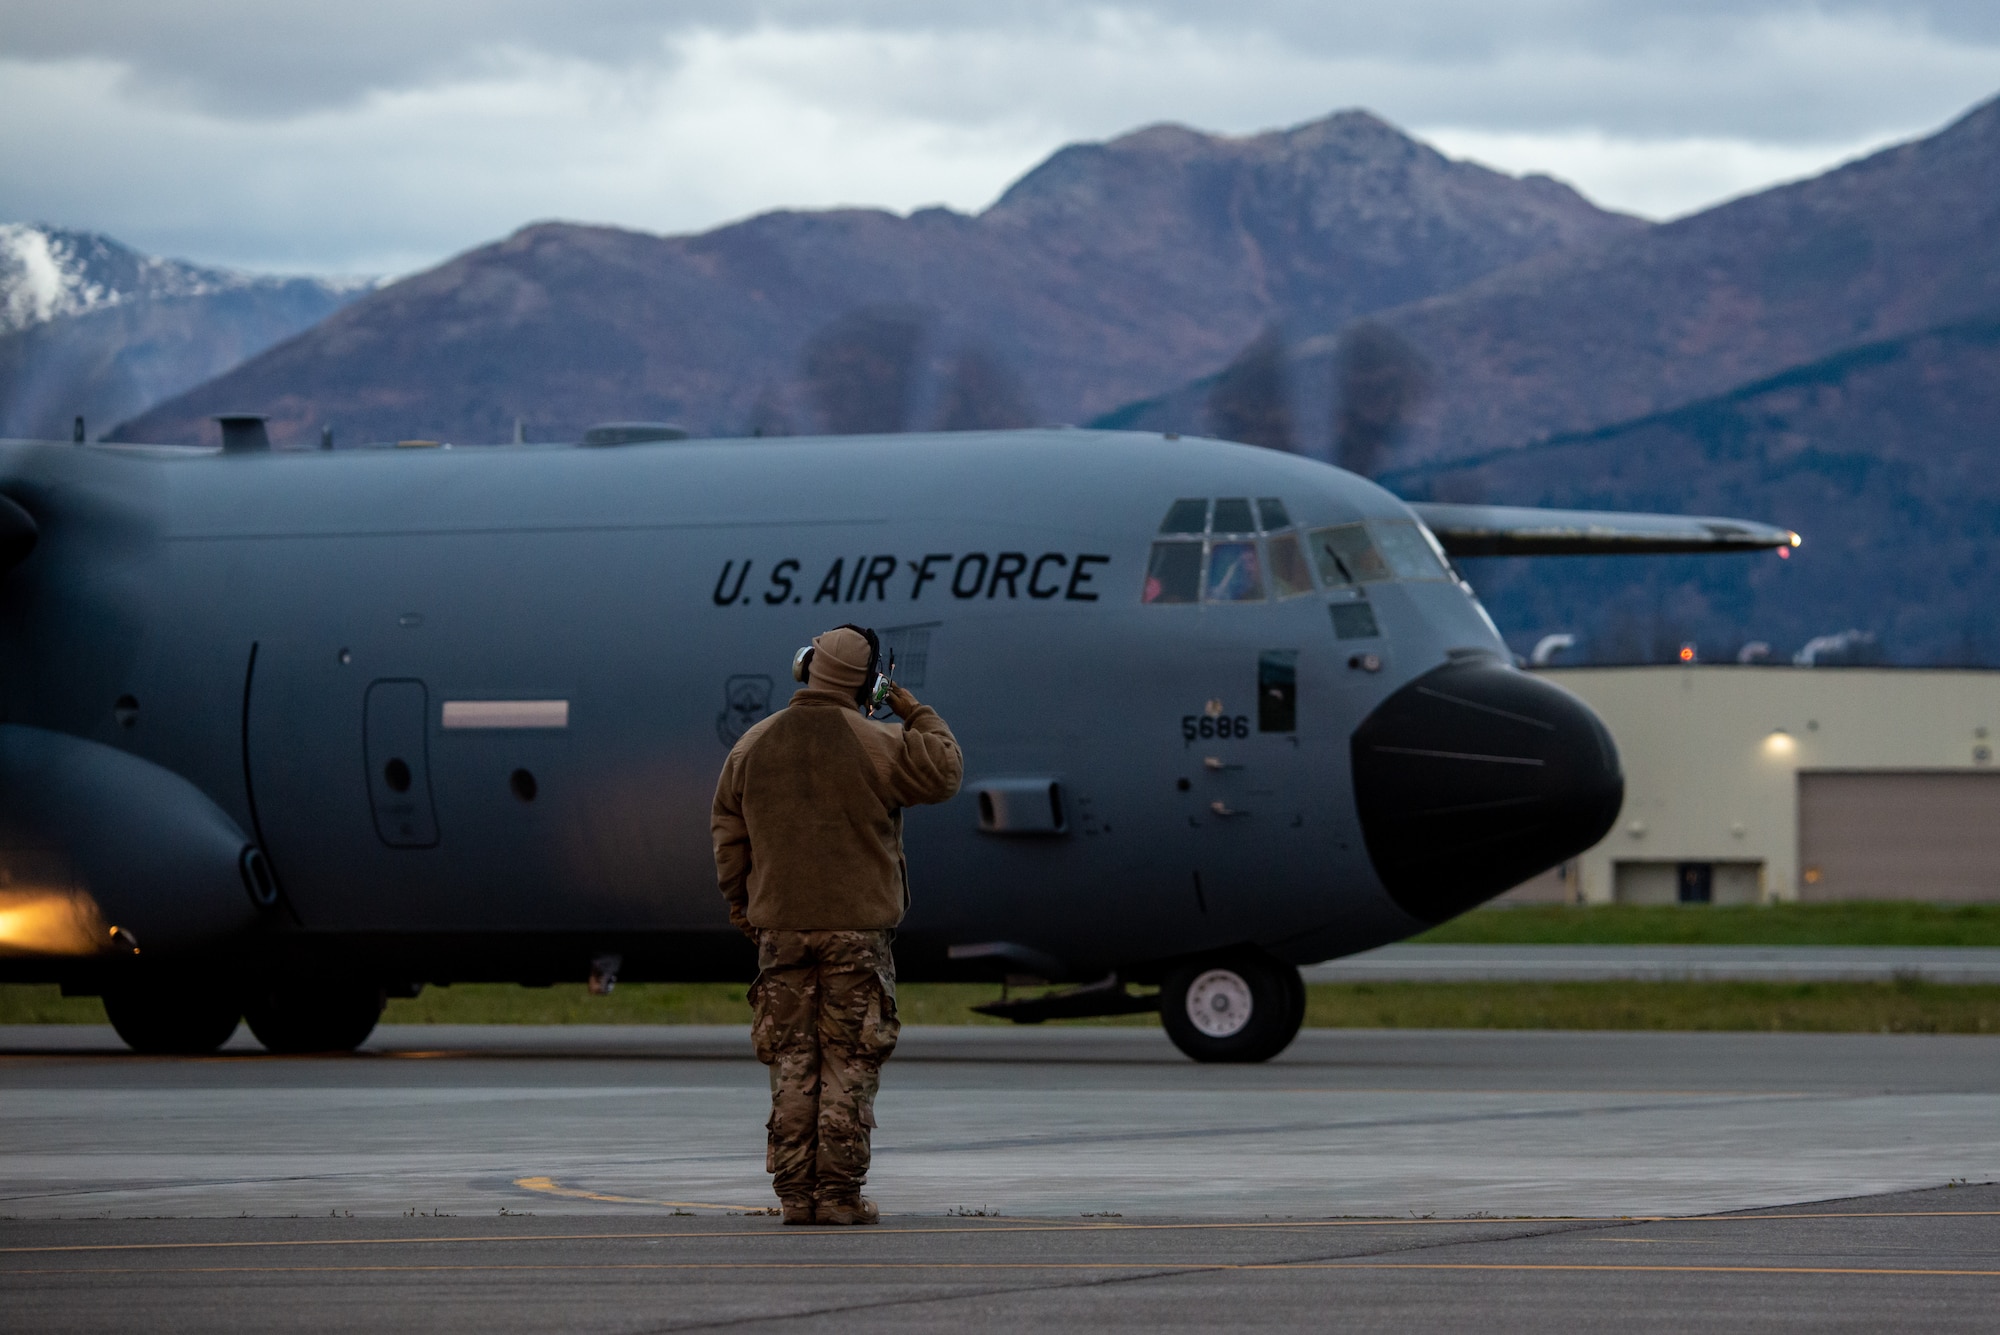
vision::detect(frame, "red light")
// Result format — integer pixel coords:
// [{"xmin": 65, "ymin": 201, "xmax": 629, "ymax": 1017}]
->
[
  {"xmin": 1777, "ymin": 547, "xmax": 1791, "ymax": 560},
  {"xmin": 1679, "ymin": 645, "xmax": 1696, "ymax": 662}
]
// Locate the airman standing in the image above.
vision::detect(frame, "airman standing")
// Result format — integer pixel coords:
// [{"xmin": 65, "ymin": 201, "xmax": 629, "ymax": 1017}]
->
[{"xmin": 712, "ymin": 625, "xmax": 962, "ymax": 1224}]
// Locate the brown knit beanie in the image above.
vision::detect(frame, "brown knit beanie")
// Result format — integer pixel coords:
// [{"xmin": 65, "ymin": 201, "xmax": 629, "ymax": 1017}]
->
[{"xmin": 808, "ymin": 627, "xmax": 872, "ymax": 693}]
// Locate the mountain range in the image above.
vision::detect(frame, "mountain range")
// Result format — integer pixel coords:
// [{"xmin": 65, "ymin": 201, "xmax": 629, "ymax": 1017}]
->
[
  {"xmin": 1105, "ymin": 93, "xmax": 2000, "ymax": 470},
  {"xmin": 1087, "ymin": 96, "xmax": 2000, "ymax": 665},
  {"xmin": 0, "ymin": 226, "xmax": 365, "ymax": 441},
  {"xmin": 109, "ymin": 111, "xmax": 1636, "ymax": 447},
  {"xmin": 17, "ymin": 90, "xmax": 2000, "ymax": 667}
]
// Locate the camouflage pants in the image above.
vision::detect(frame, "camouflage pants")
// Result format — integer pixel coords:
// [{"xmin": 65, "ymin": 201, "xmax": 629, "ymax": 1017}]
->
[{"xmin": 749, "ymin": 929, "xmax": 900, "ymax": 1206}]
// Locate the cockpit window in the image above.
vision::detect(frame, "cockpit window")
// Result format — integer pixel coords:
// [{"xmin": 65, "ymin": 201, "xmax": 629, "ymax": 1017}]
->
[
  {"xmin": 1370, "ymin": 519, "xmax": 1452, "ymax": 581},
  {"xmin": 1146, "ymin": 495, "xmax": 1315, "ymax": 604},
  {"xmin": 1309, "ymin": 523, "xmax": 1390, "ymax": 585},
  {"xmin": 1159, "ymin": 498, "xmax": 1209, "ymax": 534},
  {"xmin": 1211, "ymin": 497, "xmax": 1256, "ymax": 535},
  {"xmin": 1143, "ymin": 541, "xmax": 1203, "ymax": 603},
  {"xmin": 1266, "ymin": 532, "xmax": 1314, "ymax": 598},
  {"xmin": 1205, "ymin": 541, "xmax": 1265, "ymax": 601}
]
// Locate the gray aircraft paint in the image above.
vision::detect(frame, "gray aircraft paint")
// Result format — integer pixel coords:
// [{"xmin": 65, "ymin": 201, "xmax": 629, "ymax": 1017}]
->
[{"xmin": 0, "ymin": 428, "xmax": 1690, "ymax": 994}]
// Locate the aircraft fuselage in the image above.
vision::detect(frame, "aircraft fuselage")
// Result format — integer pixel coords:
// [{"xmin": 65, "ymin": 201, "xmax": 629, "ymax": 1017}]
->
[{"xmin": 0, "ymin": 429, "xmax": 1619, "ymax": 995}]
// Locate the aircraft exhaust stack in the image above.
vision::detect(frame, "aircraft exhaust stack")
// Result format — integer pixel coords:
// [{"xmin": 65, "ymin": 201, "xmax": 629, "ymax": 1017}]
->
[{"xmin": 214, "ymin": 414, "xmax": 271, "ymax": 453}]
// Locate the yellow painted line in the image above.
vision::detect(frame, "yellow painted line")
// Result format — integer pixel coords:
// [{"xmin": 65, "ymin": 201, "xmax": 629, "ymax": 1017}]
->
[
  {"xmin": 8, "ymin": 1262, "xmax": 2000, "ymax": 1278},
  {"xmin": 5, "ymin": 1209, "xmax": 1999, "ymax": 1256},
  {"xmin": 510, "ymin": 1175, "xmax": 761, "ymax": 1213}
]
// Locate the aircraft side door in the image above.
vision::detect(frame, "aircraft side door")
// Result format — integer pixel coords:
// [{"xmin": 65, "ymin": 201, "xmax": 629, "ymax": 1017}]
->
[{"xmin": 247, "ymin": 637, "xmax": 463, "ymax": 929}]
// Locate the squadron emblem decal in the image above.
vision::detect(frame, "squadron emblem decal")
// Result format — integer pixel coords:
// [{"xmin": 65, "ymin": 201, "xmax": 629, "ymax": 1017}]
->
[{"xmin": 717, "ymin": 675, "xmax": 774, "ymax": 746}]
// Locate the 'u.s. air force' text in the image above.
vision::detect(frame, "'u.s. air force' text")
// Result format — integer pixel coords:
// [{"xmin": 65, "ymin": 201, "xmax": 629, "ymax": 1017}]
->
[{"xmin": 713, "ymin": 553, "xmax": 1112, "ymax": 606}]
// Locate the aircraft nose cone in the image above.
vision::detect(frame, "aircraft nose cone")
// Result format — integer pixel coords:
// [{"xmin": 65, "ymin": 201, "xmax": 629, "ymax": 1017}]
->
[{"xmin": 1351, "ymin": 657, "xmax": 1623, "ymax": 923}]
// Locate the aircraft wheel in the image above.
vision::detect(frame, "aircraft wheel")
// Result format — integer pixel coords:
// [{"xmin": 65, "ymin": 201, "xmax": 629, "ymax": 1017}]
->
[
  {"xmin": 102, "ymin": 982, "xmax": 242, "ymax": 1055},
  {"xmin": 1160, "ymin": 950, "xmax": 1304, "ymax": 1064},
  {"xmin": 244, "ymin": 979, "xmax": 386, "ymax": 1054},
  {"xmin": 1281, "ymin": 958, "xmax": 1308, "ymax": 1037}
]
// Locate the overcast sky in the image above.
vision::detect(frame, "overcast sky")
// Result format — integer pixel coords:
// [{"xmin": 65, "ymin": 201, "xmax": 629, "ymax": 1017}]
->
[{"xmin": 3, "ymin": 2, "xmax": 1998, "ymax": 276}]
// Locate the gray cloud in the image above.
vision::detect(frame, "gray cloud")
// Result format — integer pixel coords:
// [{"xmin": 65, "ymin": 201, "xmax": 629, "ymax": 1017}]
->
[
  {"xmin": 0, "ymin": 1, "xmax": 1996, "ymax": 272},
  {"xmin": 4, "ymin": 1, "xmax": 1997, "ymax": 130},
  {"xmin": 0, "ymin": 1, "xmax": 706, "ymax": 115}
]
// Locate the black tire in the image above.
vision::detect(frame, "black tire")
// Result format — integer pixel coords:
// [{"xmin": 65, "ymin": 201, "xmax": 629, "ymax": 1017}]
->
[
  {"xmin": 103, "ymin": 982, "xmax": 242, "ymax": 1055},
  {"xmin": 244, "ymin": 979, "xmax": 386, "ymax": 1054},
  {"xmin": 1160, "ymin": 950, "xmax": 1304, "ymax": 1064},
  {"xmin": 1281, "ymin": 958, "xmax": 1307, "ymax": 1037}
]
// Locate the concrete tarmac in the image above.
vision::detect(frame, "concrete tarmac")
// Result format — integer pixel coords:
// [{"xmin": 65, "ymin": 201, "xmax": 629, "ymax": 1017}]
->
[{"xmin": 3, "ymin": 1025, "xmax": 1998, "ymax": 1331}]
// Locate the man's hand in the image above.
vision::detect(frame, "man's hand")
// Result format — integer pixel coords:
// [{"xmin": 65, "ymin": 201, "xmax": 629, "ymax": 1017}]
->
[{"xmin": 885, "ymin": 683, "xmax": 920, "ymax": 719}]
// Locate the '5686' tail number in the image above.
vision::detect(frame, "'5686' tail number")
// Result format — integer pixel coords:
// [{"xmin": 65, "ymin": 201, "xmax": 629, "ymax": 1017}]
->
[{"xmin": 1183, "ymin": 714, "xmax": 1250, "ymax": 742}]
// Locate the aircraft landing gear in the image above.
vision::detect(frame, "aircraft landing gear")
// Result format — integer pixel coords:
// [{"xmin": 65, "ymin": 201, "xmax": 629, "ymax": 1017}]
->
[
  {"xmin": 1159, "ymin": 949, "xmax": 1305, "ymax": 1063},
  {"xmin": 244, "ymin": 979, "xmax": 387, "ymax": 1054},
  {"xmin": 102, "ymin": 981, "xmax": 242, "ymax": 1055}
]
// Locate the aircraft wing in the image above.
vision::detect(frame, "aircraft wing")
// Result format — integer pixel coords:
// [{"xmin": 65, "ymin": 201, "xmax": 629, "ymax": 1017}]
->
[{"xmin": 1409, "ymin": 502, "xmax": 1800, "ymax": 558}]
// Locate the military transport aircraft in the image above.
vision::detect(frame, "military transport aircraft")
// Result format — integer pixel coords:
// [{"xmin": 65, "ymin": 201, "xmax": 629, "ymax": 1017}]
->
[{"xmin": 0, "ymin": 422, "xmax": 1795, "ymax": 1061}]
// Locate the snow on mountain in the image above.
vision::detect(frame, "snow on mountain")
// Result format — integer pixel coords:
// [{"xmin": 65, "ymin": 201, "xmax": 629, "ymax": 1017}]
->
[
  {"xmin": 0, "ymin": 225, "xmax": 373, "ymax": 440},
  {"xmin": 0, "ymin": 224, "xmax": 369, "ymax": 335}
]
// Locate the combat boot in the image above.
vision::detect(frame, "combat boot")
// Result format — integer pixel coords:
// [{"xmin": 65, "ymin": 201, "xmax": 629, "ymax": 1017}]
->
[
  {"xmin": 817, "ymin": 1197, "xmax": 879, "ymax": 1226},
  {"xmin": 780, "ymin": 1199, "xmax": 816, "ymax": 1225}
]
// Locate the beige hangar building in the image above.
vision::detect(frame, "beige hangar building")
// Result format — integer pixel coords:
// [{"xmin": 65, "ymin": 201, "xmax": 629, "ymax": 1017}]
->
[{"xmin": 1503, "ymin": 666, "xmax": 2000, "ymax": 905}]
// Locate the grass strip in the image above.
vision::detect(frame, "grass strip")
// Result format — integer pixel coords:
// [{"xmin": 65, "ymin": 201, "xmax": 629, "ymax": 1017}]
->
[
  {"xmin": 0, "ymin": 986, "xmax": 105, "ymax": 1023},
  {"xmin": 1299, "ymin": 979, "xmax": 2000, "ymax": 1032},
  {"xmin": 1413, "ymin": 902, "xmax": 2000, "ymax": 947},
  {"xmin": 5, "ymin": 979, "xmax": 1998, "ymax": 1033},
  {"xmin": 0, "ymin": 983, "xmax": 1137, "ymax": 1028}
]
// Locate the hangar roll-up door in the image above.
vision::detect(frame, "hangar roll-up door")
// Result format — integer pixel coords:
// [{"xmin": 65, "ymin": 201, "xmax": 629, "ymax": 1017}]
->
[{"xmin": 1798, "ymin": 771, "xmax": 2000, "ymax": 901}]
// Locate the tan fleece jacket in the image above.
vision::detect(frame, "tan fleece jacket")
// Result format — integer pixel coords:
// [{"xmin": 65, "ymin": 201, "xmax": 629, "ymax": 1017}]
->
[{"xmin": 712, "ymin": 685, "xmax": 963, "ymax": 933}]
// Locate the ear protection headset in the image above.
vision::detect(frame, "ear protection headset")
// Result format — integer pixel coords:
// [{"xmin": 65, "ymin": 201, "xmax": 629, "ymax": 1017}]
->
[{"xmin": 792, "ymin": 624, "xmax": 893, "ymax": 711}]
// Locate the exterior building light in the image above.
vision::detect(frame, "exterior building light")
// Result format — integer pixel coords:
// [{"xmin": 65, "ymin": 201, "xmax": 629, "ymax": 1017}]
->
[{"xmin": 1763, "ymin": 729, "xmax": 1796, "ymax": 757}]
